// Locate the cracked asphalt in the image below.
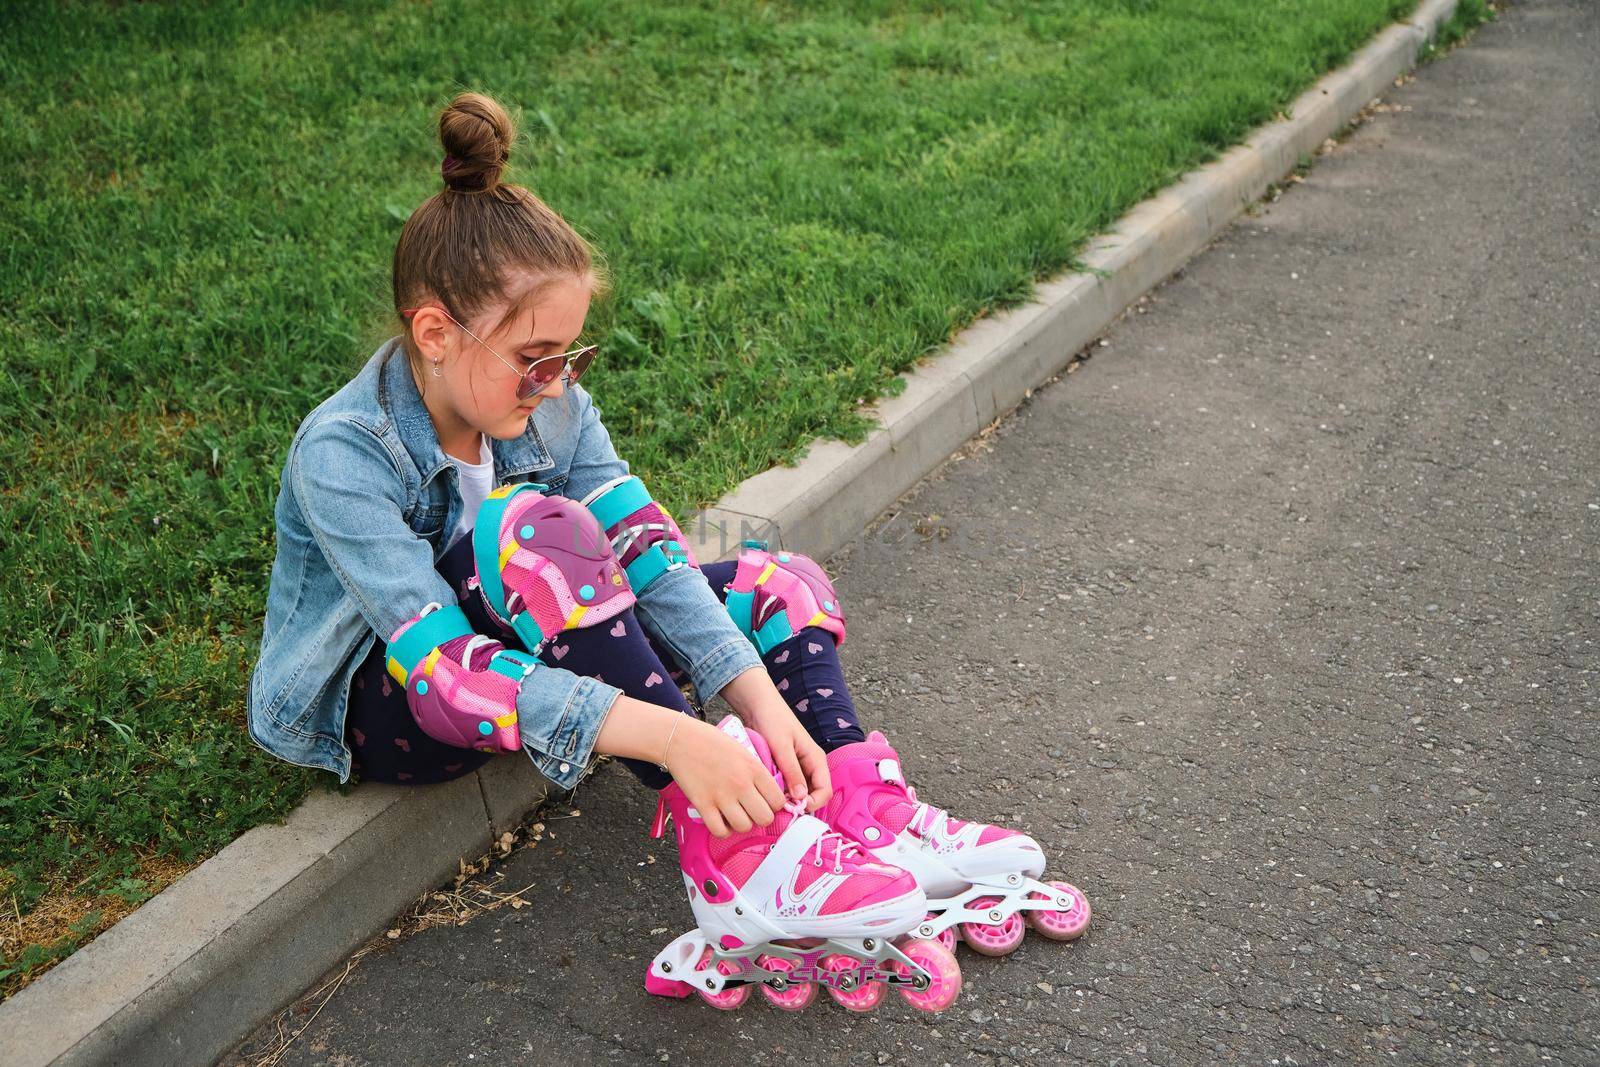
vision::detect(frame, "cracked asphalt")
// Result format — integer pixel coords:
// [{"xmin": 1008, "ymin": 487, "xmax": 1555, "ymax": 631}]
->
[{"xmin": 226, "ymin": 2, "xmax": 1597, "ymax": 1063}]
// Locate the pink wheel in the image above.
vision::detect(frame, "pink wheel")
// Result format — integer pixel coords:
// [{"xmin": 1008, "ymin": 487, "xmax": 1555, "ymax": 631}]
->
[
  {"xmin": 692, "ymin": 946, "xmax": 750, "ymax": 1009},
  {"xmin": 893, "ymin": 938, "xmax": 962, "ymax": 1012},
  {"xmin": 756, "ymin": 954, "xmax": 816, "ymax": 1012},
  {"xmin": 924, "ymin": 911, "xmax": 958, "ymax": 954},
  {"xmin": 820, "ymin": 953, "xmax": 884, "ymax": 1012},
  {"xmin": 958, "ymin": 896, "xmax": 1027, "ymax": 957},
  {"xmin": 1025, "ymin": 881, "xmax": 1091, "ymax": 941}
]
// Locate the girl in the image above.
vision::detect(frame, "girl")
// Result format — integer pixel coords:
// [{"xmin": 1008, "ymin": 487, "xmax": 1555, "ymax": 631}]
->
[{"xmin": 248, "ymin": 92, "xmax": 1087, "ymax": 1012}]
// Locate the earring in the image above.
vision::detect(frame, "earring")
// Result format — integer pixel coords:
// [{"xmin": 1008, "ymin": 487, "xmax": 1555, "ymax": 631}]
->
[{"xmin": 431, "ymin": 360, "xmax": 443, "ymax": 378}]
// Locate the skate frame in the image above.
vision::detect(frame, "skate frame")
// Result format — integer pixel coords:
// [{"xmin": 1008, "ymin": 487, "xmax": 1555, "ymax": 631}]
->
[
  {"xmin": 913, "ymin": 874, "xmax": 1078, "ymax": 939},
  {"xmin": 650, "ymin": 931, "xmax": 934, "ymax": 995}
]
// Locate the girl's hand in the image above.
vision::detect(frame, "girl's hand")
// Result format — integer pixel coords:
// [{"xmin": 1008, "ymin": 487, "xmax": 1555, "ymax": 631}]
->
[
  {"xmin": 663, "ymin": 717, "xmax": 788, "ymax": 838},
  {"xmin": 721, "ymin": 668, "xmax": 833, "ymax": 814}
]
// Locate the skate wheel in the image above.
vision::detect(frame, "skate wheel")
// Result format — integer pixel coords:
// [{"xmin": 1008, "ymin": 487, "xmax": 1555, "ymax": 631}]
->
[
  {"xmin": 958, "ymin": 895, "xmax": 1027, "ymax": 957},
  {"xmin": 820, "ymin": 953, "xmax": 884, "ymax": 1012},
  {"xmin": 756, "ymin": 954, "xmax": 816, "ymax": 1012},
  {"xmin": 1024, "ymin": 880, "xmax": 1091, "ymax": 941},
  {"xmin": 893, "ymin": 938, "xmax": 962, "ymax": 1013},
  {"xmin": 692, "ymin": 946, "xmax": 750, "ymax": 1010},
  {"xmin": 923, "ymin": 911, "xmax": 958, "ymax": 954}
]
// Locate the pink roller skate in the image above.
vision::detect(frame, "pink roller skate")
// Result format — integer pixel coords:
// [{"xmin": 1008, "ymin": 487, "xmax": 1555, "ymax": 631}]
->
[
  {"xmin": 819, "ymin": 732, "xmax": 1091, "ymax": 957},
  {"xmin": 644, "ymin": 716, "xmax": 962, "ymax": 1012}
]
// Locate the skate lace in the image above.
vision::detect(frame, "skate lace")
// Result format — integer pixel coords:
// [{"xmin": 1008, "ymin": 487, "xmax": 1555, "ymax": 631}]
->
[
  {"xmin": 786, "ymin": 797, "xmax": 858, "ymax": 874},
  {"xmin": 909, "ymin": 802, "xmax": 948, "ymax": 839}
]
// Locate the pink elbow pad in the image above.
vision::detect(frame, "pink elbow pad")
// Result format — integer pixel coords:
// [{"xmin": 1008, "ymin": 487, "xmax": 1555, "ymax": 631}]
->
[{"xmin": 386, "ymin": 602, "xmax": 535, "ymax": 752}]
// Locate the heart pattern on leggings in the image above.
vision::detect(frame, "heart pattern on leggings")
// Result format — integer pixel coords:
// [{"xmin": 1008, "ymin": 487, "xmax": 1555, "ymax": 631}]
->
[
  {"xmin": 394, "ymin": 737, "xmax": 411, "ymax": 753},
  {"xmin": 774, "ymin": 650, "xmax": 790, "ymax": 664},
  {"xmin": 807, "ymin": 642, "xmax": 823, "ymax": 655},
  {"xmin": 795, "ymin": 698, "xmax": 809, "ymax": 713},
  {"xmin": 353, "ymin": 729, "xmax": 367, "ymax": 747},
  {"xmin": 644, "ymin": 672, "xmax": 662, "ymax": 688},
  {"xmin": 836, "ymin": 717, "xmax": 851, "ymax": 730},
  {"xmin": 610, "ymin": 619, "xmax": 627, "ymax": 637},
  {"xmin": 818, "ymin": 688, "xmax": 834, "ymax": 697},
  {"xmin": 777, "ymin": 678, "xmax": 789, "ymax": 691},
  {"xmin": 381, "ymin": 676, "xmax": 392, "ymax": 697},
  {"xmin": 551, "ymin": 644, "xmax": 569, "ymax": 660}
]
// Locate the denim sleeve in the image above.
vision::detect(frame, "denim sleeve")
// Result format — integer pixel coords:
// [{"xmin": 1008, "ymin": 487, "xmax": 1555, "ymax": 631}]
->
[
  {"xmin": 560, "ymin": 386, "xmax": 764, "ymax": 702},
  {"xmin": 293, "ymin": 418, "xmax": 623, "ymax": 789}
]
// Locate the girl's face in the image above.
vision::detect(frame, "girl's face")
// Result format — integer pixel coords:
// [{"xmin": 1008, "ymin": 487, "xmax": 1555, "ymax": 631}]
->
[{"xmin": 416, "ymin": 272, "xmax": 594, "ymax": 443}]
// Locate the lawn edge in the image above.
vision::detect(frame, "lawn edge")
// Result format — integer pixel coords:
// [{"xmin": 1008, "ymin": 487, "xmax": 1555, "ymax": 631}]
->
[{"xmin": 0, "ymin": 1, "xmax": 1460, "ymax": 1062}]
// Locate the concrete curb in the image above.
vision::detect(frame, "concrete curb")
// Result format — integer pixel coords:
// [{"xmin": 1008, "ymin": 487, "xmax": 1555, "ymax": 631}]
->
[
  {"xmin": 0, "ymin": 756, "xmax": 553, "ymax": 1067},
  {"xmin": 0, "ymin": 2, "xmax": 1460, "ymax": 1063}
]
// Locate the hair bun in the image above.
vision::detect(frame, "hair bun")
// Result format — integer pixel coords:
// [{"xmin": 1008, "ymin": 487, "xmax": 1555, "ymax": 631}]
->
[{"xmin": 438, "ymin": 91, "xmax": 514, "ymax": 193}]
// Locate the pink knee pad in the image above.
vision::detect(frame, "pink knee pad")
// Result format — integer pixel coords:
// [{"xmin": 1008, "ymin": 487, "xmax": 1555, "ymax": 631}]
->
[
  {"xmin": 722, "ymin": 541, "xmax": 846, "ymax": 655},
  {"xmin": 471, "ymin": 483, "xmax": 636, "ymax": 653}
]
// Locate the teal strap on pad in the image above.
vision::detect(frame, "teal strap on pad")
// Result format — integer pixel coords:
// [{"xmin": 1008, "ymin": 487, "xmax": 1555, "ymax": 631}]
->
[
  {"xmin": 585, "ymin": 475, "xmax": 651, "ymax": 531},
  {"xmin": 472, "ymin": 482, "xmax": 544, "ymax": 623},
  {"xmin": 388, "ymin": 603, "xmax": 473, "ymax": 672},
  {"xmin": 488, "ymin": 649, "xmax": 537, "ymax": 681},
  {"xmin": 510, "ymin": 613, "xmax": 550, "ymax": 655}
]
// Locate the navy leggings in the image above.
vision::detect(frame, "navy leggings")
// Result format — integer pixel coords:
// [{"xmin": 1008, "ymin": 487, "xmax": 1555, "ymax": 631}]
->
[{"xmin": 345, "ymin": 527, "xmax": 866, "ymax": 789}]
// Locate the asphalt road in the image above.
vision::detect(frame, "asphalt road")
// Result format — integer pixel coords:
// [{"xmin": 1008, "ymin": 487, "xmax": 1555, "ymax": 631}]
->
[{"xmin": 226, "ymin": 2, "xmax": 1597, "ymax": 1063}]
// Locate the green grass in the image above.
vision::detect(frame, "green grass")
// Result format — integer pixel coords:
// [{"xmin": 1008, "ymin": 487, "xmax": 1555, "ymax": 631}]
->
[
  {"xmin": 2, "ymin": 0, "xmax": 1421, "ymax": 993},
  {"xmin": 1422, "ymin": 0, "xmax": 1496, "ymax": 61}
]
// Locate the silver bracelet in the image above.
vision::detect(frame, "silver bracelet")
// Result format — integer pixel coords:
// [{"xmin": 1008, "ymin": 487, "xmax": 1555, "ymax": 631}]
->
[{"xmin": 659, "ymin": 716, "xmax": 682, "ymax": 769}]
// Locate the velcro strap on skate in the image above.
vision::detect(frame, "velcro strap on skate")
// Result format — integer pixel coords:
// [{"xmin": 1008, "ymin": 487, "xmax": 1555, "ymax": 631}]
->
[
  {"xmin": 386, "ymin": 603, "xmax": 473, "ymax": 680},
  {"xmin": 742, "ymin": 814, "xmax": 834, "ymax": 905}
]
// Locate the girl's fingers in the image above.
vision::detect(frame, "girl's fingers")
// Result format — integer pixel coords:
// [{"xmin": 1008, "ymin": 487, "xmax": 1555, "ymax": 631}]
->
[
  {"xmin": 702, "ymin": 805, "xmax": 730, "ymax": 840},
  {"xmin": 798, "ymin": 740, "xmax": 833, "ymax": 810},
  {"xmin": 723, "ymin": 802, "xmax": 753, "ymax": 835},
  {"xmin": 739, "ymin": 788, "xmax": 774, "ymax": 828},
  {"xmin": 769, "ymin": 743, "xmax": 807, "ymax": 811}
]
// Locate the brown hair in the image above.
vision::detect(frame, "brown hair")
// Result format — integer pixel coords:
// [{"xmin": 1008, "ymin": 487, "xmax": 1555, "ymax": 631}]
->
[{"xmin": 391, "ymin": 91, "xmax": 611, "ymax": 375}]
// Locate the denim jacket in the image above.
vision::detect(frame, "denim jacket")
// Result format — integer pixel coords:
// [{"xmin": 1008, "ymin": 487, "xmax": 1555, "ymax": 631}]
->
[{"xmin": 246, "ymin": 337, "xmax": 762, "ymax": 788}]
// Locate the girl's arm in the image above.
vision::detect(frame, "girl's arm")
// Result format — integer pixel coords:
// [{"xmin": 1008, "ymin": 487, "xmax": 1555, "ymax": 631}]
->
[
  {"xmin": 559, "ymin": 385, "xmax": 764, "ymax": 706},
  {"xmin": 594, "ymin": 695, "xmax": 788, "ymax": 837},
  {"xmin": 291, "ymin": 418, "xmax": 621, "ymax": 789},
  {"xmin": 558, "ymin": 386, "xmax": 832, "ymax": 809}
]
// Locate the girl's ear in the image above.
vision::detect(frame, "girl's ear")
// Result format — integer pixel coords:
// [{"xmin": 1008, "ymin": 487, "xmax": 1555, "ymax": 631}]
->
[{"xmin": 410, "ymin": 306, "xmax": 455, "ymax": 360}]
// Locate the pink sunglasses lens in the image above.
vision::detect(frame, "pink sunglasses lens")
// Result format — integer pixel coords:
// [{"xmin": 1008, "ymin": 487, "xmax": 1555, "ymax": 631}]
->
[
  {"xmin": 519, "ymin": 347, "xmax": 598, "ymax": 398},
  {"xmin": 566, "ymin": 346, "xmax": 597, "ymax": 385}
]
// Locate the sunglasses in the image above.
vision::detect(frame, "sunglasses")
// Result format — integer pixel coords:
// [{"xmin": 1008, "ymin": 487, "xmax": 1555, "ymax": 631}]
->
[{"xmin": 400, "ymin": 304, "xmax": 599, "ymax": 400}]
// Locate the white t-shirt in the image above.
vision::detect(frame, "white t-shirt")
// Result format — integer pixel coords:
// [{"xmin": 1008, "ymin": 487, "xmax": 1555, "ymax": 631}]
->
[{"xmin": 445, "ymin": 434, "xmax": 496, "ymax": 551}]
